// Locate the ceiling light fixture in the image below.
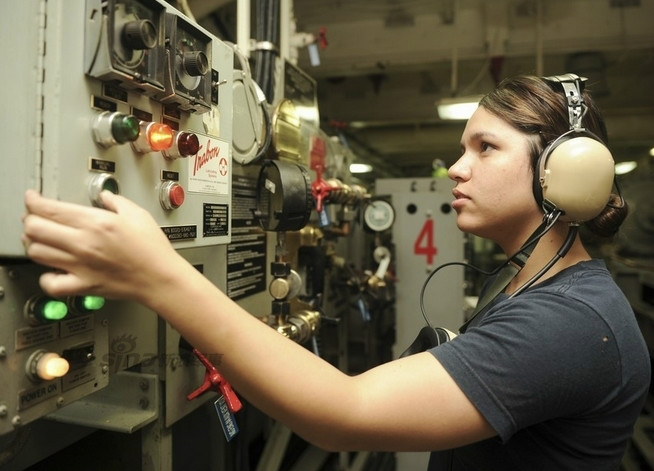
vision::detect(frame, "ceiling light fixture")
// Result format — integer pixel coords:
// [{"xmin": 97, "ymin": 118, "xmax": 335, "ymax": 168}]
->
[
  {"xmin": 436, "ymin": 95, "xmax": 484, "ymax": 120},
  {"xmin": 349, "ymin": 163, "xmax": 373, "ymax": 174},
  {"xmin": 614, "ymin": 161, "xmax": 638, "ymax": 175}
]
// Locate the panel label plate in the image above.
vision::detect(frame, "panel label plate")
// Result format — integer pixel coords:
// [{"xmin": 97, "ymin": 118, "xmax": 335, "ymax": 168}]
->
[
  {"xmin": 18, "ymin": 381, "xmax": 60, "ymax": 410},
  {"xmin": 161, "ymin": 225, "xmax": 198, "ymax": 241},
  {"xmin": 15, "ymin": 325, "xmax": 58, "ymax": 351},
  {"xmin": 187, "ymin": 136, "xmax": 230, "ymax": 195}
]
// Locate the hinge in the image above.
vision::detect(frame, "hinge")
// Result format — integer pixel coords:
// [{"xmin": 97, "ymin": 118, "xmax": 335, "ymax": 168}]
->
[{"xmin": 35, "ymin": 0, "xmax": 48, "ymax": 190}]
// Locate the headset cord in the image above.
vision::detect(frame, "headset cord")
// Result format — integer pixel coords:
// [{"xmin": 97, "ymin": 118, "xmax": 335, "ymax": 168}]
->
[
  {"xmin": 509, "ymin": 222, "xmax": 578, "ymax": 298},
  {"xmin": 419, "ymin": 210, "xmax": 562, "ymax": 329}
]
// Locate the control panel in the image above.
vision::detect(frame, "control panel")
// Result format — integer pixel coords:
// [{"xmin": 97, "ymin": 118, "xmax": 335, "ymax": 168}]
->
[
  {"xmin": 0, "ymin": 263, "xmax": 109, "ymax": 436},
  {"xmin": 0, "ymin": 0, "xmax": 234, "ymax": 437},
  {"xmin": 1, "ymin": 0, "xmax": 234, "ymax": 257}
]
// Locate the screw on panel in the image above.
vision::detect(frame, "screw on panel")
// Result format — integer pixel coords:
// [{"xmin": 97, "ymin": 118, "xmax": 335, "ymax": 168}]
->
[
  {"xmin": 139, "ymin": 398, "xmax": 149, "ymax": 410},
  {"xmin": 0, "ymin": 405, "xmax": 7, "ymax": 417},
  {"xmin": 0, "ymin": 346, "xmax": 6, "ymax": 358},
  {"xmin": 0, "ymin": 286, "xmax": 4, "ymax": 299},
  {"xmin": 102, "ymin": 365, "xmax": 109, "ymax": 374},
  {"xmin": 11, "ymin": 415, "xmax": 21, "ymax": 427},
  {"xmin": 7, "ymin": 270, "xmax": 18, "ymax": 280},
  {"xmin": 139, "ymin": 379, "xmax": 149, "ymax": 391},
  {"xmin": 56, "ymin": 397, "xmax": 65, "ymax": 407}
]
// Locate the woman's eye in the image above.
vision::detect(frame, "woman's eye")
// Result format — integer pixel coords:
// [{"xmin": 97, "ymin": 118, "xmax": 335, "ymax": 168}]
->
[{"xmin": 480, "ymin": 142, "xmax": 493, "ymax": 152}]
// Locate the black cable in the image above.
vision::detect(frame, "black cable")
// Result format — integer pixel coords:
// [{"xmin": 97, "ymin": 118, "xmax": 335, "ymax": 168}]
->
[
  {"xmin": 509, "ymin": 223, "xmax": 578, "ymax": 298},
  {"xmin": 418, "ymin": 210, "xmax": 562, "ymax": 328}
]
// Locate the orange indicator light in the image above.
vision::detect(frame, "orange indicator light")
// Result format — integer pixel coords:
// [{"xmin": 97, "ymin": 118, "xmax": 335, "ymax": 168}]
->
[{"xmin": 147, "ymin": 123, "xmax": 174, "ymax": 151}]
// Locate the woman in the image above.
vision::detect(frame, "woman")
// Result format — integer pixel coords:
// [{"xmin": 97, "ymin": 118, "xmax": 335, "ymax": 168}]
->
[{"xmin": 22, "ymin": 74, "xmax": 649, "ymax": 470}]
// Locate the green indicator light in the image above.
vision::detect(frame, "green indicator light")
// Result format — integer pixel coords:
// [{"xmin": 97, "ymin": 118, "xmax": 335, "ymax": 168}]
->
[
  {"xmin": 81, "ymin": 296, "xmax": 106, "ymax": 311},
  {"xmin": 40, "ymin": 299, "xmax": 68, "ymax": 321},
  {"xmin": 111, "ymin": 114, "xmax": 140, "ymax": 144}
]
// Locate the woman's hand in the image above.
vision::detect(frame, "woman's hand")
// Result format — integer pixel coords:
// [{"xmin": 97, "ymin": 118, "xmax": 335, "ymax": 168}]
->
[{"xmin": 22, "ymin": 189, "xmax": 182, "ymax": 303}]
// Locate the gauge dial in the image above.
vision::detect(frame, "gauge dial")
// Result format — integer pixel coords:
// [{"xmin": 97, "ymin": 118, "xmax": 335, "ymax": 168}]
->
[{"xmin": 364, "ymin": 199, "xmax": 395, "ymax": 232}]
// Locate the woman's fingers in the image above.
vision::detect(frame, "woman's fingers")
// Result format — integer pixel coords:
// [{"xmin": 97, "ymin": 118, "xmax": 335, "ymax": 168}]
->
[
  {"xmin": 22, "ymin": 190, "xmax": 177, "ymax": 302},
  {"xmin": 39, "ymin": 271, "xmax": 96, "ymax": 298},
  {"xmin": 24, "ymin": 190, "xmax": 103, "ymax": 228},
  {"xmin": 23, "ymin": 212, "xmax": 83, "ymax": 256}
]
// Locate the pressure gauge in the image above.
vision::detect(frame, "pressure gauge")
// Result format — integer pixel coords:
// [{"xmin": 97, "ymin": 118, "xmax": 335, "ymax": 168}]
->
[
  {"xmin": 254, "ymin": 160, "xmax": 313, "ymax": 232},
  {"xmin": 363, "ymin": 199, "xmax": 395, "ymax": 232}
]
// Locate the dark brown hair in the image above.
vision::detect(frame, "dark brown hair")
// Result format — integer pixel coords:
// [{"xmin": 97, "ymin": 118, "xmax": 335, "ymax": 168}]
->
[{"xmin": 479, "ymin": 75, "xmax": 627, "ymax": 237}]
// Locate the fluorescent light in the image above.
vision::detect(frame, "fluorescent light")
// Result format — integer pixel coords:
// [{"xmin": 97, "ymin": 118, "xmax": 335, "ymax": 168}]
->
[
  {"xmin": 615, "ymin": 161, "xmax": 637, "ymax": 175},
  {"xmin": 436, "ymin": 95, "xmax": 484, "ymax": 120},
  {"xmin": 350, "ymin": 163, "xmax": 373, "ymax": 174}
]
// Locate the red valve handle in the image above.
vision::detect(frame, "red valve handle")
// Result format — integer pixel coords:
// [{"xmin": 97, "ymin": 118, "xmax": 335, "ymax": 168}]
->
[
  {"xmin": 312, "ymin": 178, "xmax": 334, "ymax": 213},
  {"xmin": 318, "ymin": 27, "xmax": 328, "ymax": 49},
  {"xmin": 187, "ymin": 348, "xmax": 242, "ymax": 413},
  {"xmin": 311, "ymin": 165, "xmax": 339, "ymax": 213}
]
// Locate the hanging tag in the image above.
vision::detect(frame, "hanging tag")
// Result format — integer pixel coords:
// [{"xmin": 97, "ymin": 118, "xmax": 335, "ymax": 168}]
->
[
  {"xmin": 318, "ymin": 206, "xmax": 330, "ymax": 227},
  {"xmin": 357, "ymin": 296, "xmax": 371, "ymax": 322},
  {"xmin": 308, "ymin": 43, "xmax": 321, "ymax": 67},
  {"xmin": 214, "ymin": 395, "xmax": 239, "ymax": 441}
]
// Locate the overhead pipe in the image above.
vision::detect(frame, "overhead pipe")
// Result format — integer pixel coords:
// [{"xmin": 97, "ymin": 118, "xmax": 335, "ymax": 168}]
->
[
  {"xmin": 536, "ymin": 0, "xmax": 543, "ymax": 76},
  {"xmin": 237, "ymin": 0, "xmax": 251, "ymax": 59}
]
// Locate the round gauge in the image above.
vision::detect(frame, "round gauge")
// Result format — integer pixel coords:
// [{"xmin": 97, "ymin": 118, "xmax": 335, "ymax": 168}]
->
[
  {"xmin": 254, "ymin": 160, "xmax": 313, "ymax": 232},
  {"xmin": 364, "ymin": 199, "xmax": 395, "ymax": 232}
]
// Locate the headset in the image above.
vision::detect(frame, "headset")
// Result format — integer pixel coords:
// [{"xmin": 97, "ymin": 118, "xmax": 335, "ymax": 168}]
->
[{"xmin": 534, "ymin": 73, "xmax": 615, "ymax": 223}]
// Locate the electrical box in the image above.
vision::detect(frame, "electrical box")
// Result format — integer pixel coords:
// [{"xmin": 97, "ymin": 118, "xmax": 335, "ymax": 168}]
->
[
  {"xmin": 0, "ymin": 0, "xmax": 233, "ymax": 437},
  {"xmin": 0, "ymin": 0, "xmax": 234, "ymax": 258}
]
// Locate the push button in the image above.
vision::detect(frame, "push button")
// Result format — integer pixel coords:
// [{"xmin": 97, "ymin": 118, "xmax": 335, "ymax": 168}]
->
[
  {"xmin": 88, "ymin": 172, "xmax": 120, "ymax": 208},
  {"xmin": 25, "ymin": 296, "xmax": 69, "ymax": 325},
  {"xmin": 160, "ymin": 181, "xmax": 185, "ymax": 210}
]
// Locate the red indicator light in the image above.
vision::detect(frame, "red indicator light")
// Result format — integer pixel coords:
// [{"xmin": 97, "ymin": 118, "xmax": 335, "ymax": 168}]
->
[
  {"xmin": 178, "ymin": 132, "xmax": 200, "ymax": 157},
  {"xmin": 163, "ymin": 131, "xmax": 201, "ymax": 159},
  {"xmin": 147, "ymin": 123, "xmax": 174, "ymax": 151}
]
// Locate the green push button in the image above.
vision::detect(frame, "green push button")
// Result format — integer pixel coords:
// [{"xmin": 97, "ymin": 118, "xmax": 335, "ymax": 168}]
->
[
  {"xmin": 75, "ymin": 295, "xmax": 106, "ymax": 312},
  {"xmin": 35, "ymin": 298, "xmax": 68, "ymax": 322}
]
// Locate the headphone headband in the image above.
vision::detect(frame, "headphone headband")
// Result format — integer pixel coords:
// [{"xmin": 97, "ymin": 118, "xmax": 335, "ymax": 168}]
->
[{"xmin": 543, "ymin": 74, "xmax": 588, "ymax": 131}]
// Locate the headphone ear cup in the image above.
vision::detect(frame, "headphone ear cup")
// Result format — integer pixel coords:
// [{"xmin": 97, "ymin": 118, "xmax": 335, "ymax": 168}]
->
[{"xmin": 535, "ymin": 132, "xmax": 615, "ymax": 222}]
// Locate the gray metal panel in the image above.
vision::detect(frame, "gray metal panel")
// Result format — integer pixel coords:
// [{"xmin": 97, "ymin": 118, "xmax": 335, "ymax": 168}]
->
[
  {"xmin": 376, "ymin": 178, "xmax": 465, "ymax": 349},
  {"xmin": 1, "ymin": 0, "xmax": 234, "ymax": 257}
]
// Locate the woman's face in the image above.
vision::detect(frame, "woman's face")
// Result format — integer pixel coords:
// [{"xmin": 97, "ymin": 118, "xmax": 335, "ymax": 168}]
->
[{"xmin": 448, "ymin": 106, "xmax": 542, "ymax": 247}]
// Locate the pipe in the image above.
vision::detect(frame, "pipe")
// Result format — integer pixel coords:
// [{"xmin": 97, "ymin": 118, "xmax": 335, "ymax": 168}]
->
[{"xmin": 237, "ymin": 0, "xmax": 251, "ymax": 59}]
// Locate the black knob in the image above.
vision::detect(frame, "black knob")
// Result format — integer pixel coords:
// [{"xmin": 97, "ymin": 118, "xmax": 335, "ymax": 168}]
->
[
  {"xmin": 122, "ymin": 19, "xmax": 157, "ymax": 50},
  {"xmin": 182, "ymin": 51, "xmax": 209, "ymax": 77}
]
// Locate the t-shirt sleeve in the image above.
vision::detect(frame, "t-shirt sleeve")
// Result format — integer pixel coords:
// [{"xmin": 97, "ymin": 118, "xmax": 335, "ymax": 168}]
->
[{"xmin": 430, "ymin": 291, "xmax": 622, "ymax": 442}]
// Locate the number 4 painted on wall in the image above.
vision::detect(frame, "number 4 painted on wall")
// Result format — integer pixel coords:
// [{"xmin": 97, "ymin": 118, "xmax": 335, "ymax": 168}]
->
[{"xmin": 414, "ymin": 218, "xmax": 438, "ymax": 265}]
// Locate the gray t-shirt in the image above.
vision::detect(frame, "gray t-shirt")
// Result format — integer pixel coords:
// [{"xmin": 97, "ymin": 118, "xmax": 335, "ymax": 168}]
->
[{"xmin": 429, "ymin": 259, "xmax": 650, "ymax": 470}]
